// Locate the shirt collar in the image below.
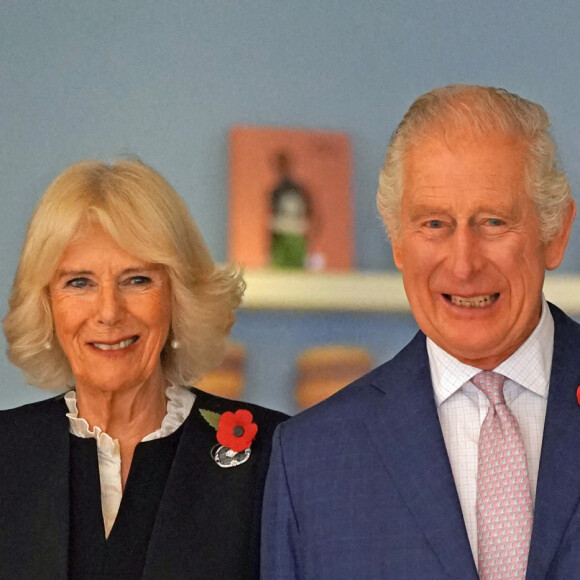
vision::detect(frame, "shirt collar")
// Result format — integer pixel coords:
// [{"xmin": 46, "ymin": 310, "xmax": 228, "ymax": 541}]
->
[
  {"xmin": 428, "ymin": 296, "xmax": 553, "ymax": 407},
  {"xmin": 65, "ymin": 384, "xmax": 195, "ymax": 445}
]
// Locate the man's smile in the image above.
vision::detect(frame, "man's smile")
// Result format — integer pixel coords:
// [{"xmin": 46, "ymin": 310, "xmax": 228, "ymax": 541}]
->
[{"xmin": 443, "ymin": 293, "xmax": 500, "ymax": 308}]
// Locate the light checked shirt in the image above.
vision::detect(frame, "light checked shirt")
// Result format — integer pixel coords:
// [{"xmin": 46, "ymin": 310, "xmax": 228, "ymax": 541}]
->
[{"xmin": 428, "ymin": 297, "xmax": 552, "ymax": 566}]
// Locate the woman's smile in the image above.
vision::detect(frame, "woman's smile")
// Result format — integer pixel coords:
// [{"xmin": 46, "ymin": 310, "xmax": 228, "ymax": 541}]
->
[{"xmin": 90, "ymin": 335, "xmax": 139, "ymax": 351}]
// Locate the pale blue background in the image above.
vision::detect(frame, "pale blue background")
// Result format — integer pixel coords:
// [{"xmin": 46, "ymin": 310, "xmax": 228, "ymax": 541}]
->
[{"xmin": 2, "ymin": 0, "xmax": 580, "ymax": 413}]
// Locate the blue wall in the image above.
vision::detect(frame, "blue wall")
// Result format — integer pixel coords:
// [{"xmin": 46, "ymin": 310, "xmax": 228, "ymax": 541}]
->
[{"xmin": 2, "ymin": 0, "xmax": 580, "ymax": 413}]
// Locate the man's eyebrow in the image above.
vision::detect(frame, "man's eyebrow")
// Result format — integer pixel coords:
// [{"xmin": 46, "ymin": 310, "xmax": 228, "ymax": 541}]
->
[
  {"xmin": 408, "ymin": 202, "xmax": 517, "ymax": 216},
  {"xmin": 407, "ymin": 204, "xmax": 450, "ymax": 218}
]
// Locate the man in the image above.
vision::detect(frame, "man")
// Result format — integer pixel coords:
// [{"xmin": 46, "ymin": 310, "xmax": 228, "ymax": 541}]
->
[{"xmin": 261, "ymin": 85, "xmax": 579, "ymax": 579}]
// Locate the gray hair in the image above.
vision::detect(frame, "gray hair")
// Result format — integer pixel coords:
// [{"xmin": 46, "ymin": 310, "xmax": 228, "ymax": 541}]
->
[{"xmin": 377, "ymin": 84, "xmax": 572, "ymax": 242}]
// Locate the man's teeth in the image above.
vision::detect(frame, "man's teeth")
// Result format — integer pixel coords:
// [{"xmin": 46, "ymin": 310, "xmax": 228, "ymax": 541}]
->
[
  {"xmin": 449, "ymin": 294, "xmax": 498, "ymax": 308},
  {"xmin": 93, "ymin": 337, "xmax": 137, "ymax": 351}
]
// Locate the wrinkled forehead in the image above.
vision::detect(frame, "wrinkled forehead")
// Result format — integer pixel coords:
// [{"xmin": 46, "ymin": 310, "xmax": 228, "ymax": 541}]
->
[
  {"xmin": 401, "ymin": 131, "xmax": 532, "ymax": 211},
  {"xmin": 402, "ymin": 125, "xmax": 531, "ymax": 186}
]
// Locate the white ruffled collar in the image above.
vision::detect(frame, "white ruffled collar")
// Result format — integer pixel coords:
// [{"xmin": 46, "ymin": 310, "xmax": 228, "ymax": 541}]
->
[{"xmin": 64, "ymin": 385, "xmax": 195, "ymax": 450}]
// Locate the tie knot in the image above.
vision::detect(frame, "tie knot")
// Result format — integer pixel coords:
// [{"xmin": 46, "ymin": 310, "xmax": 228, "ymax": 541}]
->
[{"xmin": 472, "ymin": 371, "xmax": 506, "ymax": 406}]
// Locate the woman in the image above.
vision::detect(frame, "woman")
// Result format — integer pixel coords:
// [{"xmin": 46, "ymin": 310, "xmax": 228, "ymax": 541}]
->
[{"xmin": 0, "ymin": 159, "xmax": 287, "ymax": 579}]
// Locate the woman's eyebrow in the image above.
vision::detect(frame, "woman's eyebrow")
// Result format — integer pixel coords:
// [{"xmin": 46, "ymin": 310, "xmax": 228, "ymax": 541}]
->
[{"xmin": 53, "ymin": 269, "xmax": 93, "ymax": 278}]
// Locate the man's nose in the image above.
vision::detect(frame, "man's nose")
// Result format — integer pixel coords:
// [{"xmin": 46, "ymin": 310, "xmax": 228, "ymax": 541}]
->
[{"xmin": 447, "ymin": 225, "xmax": 484, "ymax": 280}]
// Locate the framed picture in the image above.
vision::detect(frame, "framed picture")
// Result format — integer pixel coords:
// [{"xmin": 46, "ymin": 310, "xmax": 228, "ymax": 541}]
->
[{"xmin": 228, "ymin": 125, "xmax": 354, "ymax": 271}]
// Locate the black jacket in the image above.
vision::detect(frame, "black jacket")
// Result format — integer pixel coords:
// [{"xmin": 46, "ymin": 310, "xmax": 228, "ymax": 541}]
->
[{"xmin": 0, "ymin": 387, "xmax": 287, "ymax": 579}]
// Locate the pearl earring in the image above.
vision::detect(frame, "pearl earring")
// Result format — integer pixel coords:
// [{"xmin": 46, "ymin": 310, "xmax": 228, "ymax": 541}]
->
[
  {"xmin": 44, "ymin": 341, "xmax": 52, "ymax": 350},
  {"xmin": 171, "ymin": 339, "xmax": 181, "ymax": 350}
]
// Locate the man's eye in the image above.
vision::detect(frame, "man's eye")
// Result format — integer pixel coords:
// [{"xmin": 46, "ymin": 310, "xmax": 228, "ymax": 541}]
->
[
  {"xmin": 426, "ymin": 220, "xmax": 444, "ymax": 229},
  {"xmin": 66, "ymin": 278, "xmax": 90, "ymax": 288},
  {"xmin": 487, "ymin": 218, "xmax": 504, "ymax": 227}
]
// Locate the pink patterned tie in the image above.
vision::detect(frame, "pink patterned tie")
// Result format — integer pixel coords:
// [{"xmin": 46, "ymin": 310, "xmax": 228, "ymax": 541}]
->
[{"xmin": 473, "ymin": 371, "xmax": 533, "ymax": 579}]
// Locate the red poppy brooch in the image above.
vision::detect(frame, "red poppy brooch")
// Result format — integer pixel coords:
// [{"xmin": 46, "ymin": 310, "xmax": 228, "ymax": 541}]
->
[{"xmin": 200, "ymin": 408, "xmax": 258, "ymax": 468}]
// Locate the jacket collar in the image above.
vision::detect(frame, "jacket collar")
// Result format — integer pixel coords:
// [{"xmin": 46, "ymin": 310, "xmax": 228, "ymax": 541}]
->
[
  {"xmin": 143, "ymin": 388, "xmax": 263, "ymax": 579},
  {"xmin": 365, "ymin": 333, "xmax": 479, "ymax": 578},
  {"xmin": 526, "ymin": 303, "xmax": 580, "ymax": 577},
  {"xmin": 366, "ymin": 304, "xmax": 580, "ymax": 578}
]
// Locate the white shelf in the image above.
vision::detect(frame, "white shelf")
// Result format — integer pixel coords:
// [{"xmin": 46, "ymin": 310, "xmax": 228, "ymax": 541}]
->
[{"xmin": 241, "ymin": 269, "xmax": 580, "ymax": 314}]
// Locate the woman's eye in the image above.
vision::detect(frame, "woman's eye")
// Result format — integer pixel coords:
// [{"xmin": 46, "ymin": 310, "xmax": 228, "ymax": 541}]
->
[
  {"xmin": 127, "ymin": 276, "xmax": 151, "ymax": 286},
  {"xmin": 66, "ymin": 277, "xmax": 90, "ymax": 288}
]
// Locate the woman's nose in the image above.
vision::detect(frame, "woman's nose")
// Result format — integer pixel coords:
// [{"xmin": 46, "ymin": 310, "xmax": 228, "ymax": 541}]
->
[{"xmin": 96, "ymin": 285, "xmax": 123, "ymax": 325}]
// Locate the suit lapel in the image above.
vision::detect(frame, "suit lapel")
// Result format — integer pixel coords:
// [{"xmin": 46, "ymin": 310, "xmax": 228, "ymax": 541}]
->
[
  {"xmin": 143, "ymin": 390, "xmax": 260, "ymax": 579},
  {"xmin": 364, "ymin": 333, "xmax": 478, "ymax": 579},
  {"xmin": 527, "ymin": 305, "xmax": 580, "ymax": 577},
  {"xmin": 143, "ymin": 393, "xmax": 214, "ymax": 578}
]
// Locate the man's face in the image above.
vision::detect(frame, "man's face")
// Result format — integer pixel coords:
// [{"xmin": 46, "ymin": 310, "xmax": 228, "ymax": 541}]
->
[{"xmin": 392, "ymin": 132, "xmax": 573, "ymax": 369}]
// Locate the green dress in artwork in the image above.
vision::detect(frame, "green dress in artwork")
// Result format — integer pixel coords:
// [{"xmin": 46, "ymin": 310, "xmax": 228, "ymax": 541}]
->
[{"xmin": 271, "ymin": 231, "xmax": 308, "ymax": 268}]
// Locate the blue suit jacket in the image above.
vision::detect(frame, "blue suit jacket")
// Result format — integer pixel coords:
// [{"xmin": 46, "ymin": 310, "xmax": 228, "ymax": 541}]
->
[{"xmin": 262, "ymin": 304, "xmax": 580, "ymax": 579}]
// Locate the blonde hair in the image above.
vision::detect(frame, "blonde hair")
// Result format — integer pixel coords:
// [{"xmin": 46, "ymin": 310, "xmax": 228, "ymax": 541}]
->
[
  {"xmin": 3, "ymin": 159, "xmax": 245, "ymax": 390},
  {"xmin": 377, "ymin": 84, "xmax": 572, "ymax": 242}
]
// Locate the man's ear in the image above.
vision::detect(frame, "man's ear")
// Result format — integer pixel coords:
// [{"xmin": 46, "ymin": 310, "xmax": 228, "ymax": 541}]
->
[
  {"xmin": 391, "ymin": 236, "xmax": 404, "ymax": 272},
  {"xmin": 545, "ymin": 200, "xmax": 576, "ymax": 270}
]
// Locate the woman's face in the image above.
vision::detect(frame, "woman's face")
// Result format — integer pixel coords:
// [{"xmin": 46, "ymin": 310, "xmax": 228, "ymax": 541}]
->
[{"xmin": 48, "ymin": 225, "xmax": 172, "ymax": 395}]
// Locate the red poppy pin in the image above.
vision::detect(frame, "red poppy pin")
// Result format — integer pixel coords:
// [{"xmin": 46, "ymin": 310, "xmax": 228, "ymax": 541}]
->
[
  {"xmin": 576, "ymin": 386, "xmax": 580, "ymax": 406},
  {"xmin": 200, "ymin": 408, "xmax": 258, "ymax": 468}
]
